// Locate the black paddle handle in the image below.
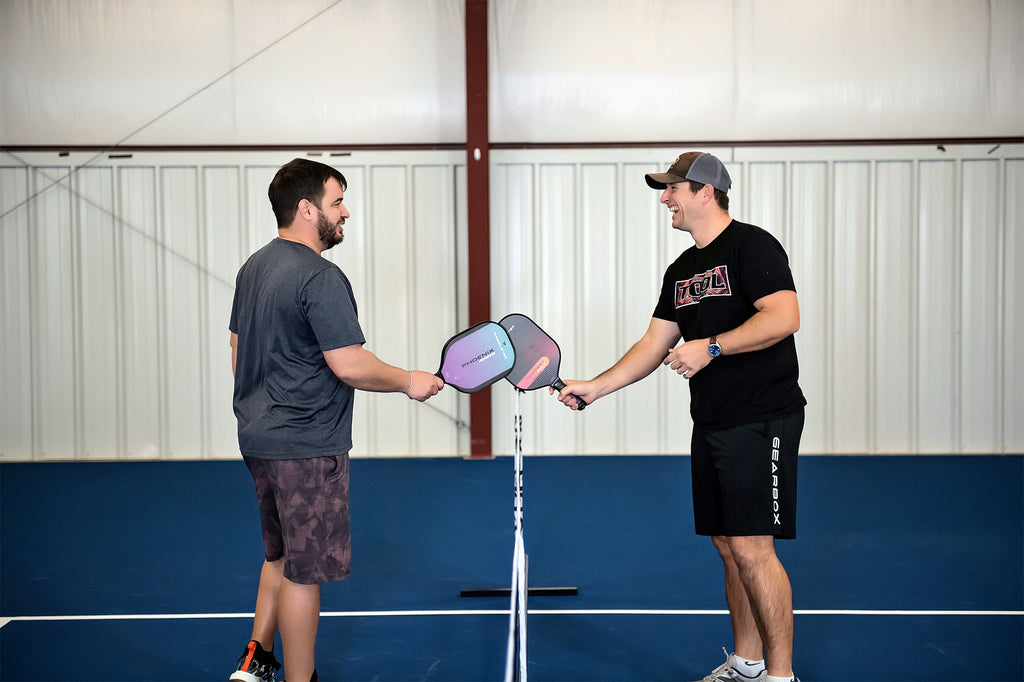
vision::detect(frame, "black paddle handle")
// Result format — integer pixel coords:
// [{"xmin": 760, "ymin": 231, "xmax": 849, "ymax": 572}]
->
[{"xmin": 552, "ymin": 379, "xmax": 587, "ymax": 411}]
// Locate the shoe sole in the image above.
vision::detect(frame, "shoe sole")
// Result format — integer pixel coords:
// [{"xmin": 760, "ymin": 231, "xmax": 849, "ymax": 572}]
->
[{"xmin": 229, "ymin": 672, "xmax": 265, "ymax": 682}]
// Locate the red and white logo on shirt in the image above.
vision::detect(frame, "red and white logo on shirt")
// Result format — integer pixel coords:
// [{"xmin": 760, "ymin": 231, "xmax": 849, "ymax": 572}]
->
[{"xmin": 674, "ymin": 265, "xmax": 731, "ymax": 308}]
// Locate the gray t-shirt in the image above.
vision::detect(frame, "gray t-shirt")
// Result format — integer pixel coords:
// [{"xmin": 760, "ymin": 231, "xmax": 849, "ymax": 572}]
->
[{"xmin": 229, "ymin": 238, "xmax": 366, "ymax": 459}]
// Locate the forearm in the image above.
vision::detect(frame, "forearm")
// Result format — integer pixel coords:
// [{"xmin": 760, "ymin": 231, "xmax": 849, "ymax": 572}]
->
[
  {"xmin": 324, "ymin": 345, "xmax": 411, "ymax": 393},
  {"xmin": 590, "ymin": 319, "xmax": 681, "ymax": 398},
  {"xmin": 556, "ymin": 317, "xmax": 680, "ymax": 409},
  {"xmin": 664, "ymin": 290, "xmax": 800, "ymax": 377},
  {"xmin": 716, "ymin": 290, "xmax": 800, "ymax": 356},
  {"xmin": 590, "ymin": 341, "xmax": 666, "ymax": 398}
]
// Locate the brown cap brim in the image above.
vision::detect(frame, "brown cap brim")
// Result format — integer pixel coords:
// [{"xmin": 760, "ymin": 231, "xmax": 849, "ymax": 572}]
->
[{"xmin": 645, "ymin": 172, "xmax": 687, "ymax": 190}]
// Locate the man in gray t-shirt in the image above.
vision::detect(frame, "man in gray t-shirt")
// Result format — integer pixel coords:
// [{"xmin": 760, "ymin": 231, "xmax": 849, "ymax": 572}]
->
[
  {"xmin": 228, "ymin": 159, "xmax": 443, "ymax": 682},
  {"xmin": 231, "ymin": 237, "xmax": 365, "ymax": 459}
]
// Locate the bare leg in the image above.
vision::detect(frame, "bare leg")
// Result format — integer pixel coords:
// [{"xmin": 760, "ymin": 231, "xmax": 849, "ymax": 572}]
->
[
  {"xmin": 718, "ymin": 535, "xmax": 794, "ymax": 677},
  {"xmin": 247, "ymin": 558, "xmax": 320, "ymax": 680},
  {"xmin": 712, "ymin": 536, "xmax": 764, "ymax": 662},
  {"xmin": 250, "ymin": 558, "xmax": 284, "ymax": 651},
  {"xmin": 278, "ymin": 576, "xmax": 320, "ymax": 682}
]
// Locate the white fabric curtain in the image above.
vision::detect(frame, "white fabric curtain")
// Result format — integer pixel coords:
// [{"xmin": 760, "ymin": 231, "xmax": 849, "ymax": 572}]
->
[{"xmin": 1, "ymin": 0, "xmax": 1020, "ymax": 147}]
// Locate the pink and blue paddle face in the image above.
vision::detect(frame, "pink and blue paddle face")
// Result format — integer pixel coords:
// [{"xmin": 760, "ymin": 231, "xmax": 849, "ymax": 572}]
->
[
  {"xmin": 436, "ymin": 321, "xmax": 516, "ymax": 393},
  {"xmin": 498, "ymin": 313, "xmax": 587, "ymax": 410}
]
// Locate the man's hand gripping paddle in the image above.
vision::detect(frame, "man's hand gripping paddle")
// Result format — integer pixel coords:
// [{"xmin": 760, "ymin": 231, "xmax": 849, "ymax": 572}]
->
[
  {"xmin": 436, "ymin": 321, "xmax": 516, "ymax": 393},
  {"xmin": 498, "ymin": 313, "xmax": 587, "ymax": 410}
]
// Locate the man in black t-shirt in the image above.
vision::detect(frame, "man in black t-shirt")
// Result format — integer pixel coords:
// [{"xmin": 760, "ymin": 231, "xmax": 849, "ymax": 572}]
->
[
  {"xmin": 556, "ymin": 152, "xmax": 805, "ymax": 682},
  {"xmin": 228, "ymin": 159, "xmax": 444, "ymax": 682}
]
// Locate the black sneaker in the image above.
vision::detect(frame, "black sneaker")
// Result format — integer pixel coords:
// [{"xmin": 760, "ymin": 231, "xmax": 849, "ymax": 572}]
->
[{"xmin": 230, "ymin": 640, "xmax": 281, "ymax": 682}]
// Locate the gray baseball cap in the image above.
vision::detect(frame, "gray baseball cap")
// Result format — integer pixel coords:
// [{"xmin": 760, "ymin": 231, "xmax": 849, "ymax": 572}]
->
[{"xmin": 645, "ymin": 152, "xmax": 732, "ymax": 193}]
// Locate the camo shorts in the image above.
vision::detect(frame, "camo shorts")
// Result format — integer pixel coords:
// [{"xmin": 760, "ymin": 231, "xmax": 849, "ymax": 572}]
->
[{"xmin": 244, "ymin": 454, "xmax": 351, "ymax": 585}]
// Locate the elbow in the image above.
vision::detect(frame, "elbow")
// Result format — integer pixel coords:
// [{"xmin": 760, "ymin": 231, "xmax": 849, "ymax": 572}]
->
[
  {"xmin": 785, "ymin": 314, "xmax": 800, "ymax": 339},
  {"xmin": 786, "ymin": 298, "xmax": 801, "ymax": 336}
]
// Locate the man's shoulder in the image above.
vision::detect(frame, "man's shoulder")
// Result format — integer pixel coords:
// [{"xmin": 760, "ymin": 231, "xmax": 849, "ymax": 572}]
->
[
  {"xmin": 248, "ymin": 239, "xmax": 339, "ymax": 272},
  {"xmin": 726, "ymin": 219, "xmax": 770, "ymax": 238},
  {"xmin": 724, "ymin": 220, "xmax": 787, "ymax": 252}
]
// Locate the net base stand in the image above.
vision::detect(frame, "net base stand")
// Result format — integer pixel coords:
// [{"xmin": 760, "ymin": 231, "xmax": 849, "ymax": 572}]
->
[{"xmin": 460, "ymin": 586, "xmax": 577, "ymax": 598}]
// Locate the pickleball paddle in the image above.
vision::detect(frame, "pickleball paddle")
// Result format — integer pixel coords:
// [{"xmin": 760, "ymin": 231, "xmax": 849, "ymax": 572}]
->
[
  {"xmin": 436, "ymin": 321, "xmax": 516, "ymax": 393},
  {"xmin": 498, "ymin": 313, "xmax": 587, "ymax": 410}
]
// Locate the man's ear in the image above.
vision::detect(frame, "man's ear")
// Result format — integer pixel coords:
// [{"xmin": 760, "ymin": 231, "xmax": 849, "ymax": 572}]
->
[{"xmin": 297, "ymin": 198, "xmax": 316, "ymax": 221}]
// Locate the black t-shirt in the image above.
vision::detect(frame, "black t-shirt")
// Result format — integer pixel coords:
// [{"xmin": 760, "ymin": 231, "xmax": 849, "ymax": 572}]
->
[
  {"xmin": 653, "ymin": 220, "xmax": 806, "ymax": 427},
  {"xmin": 229, "ymin": 238, "xmax": 366, "ymax": 459}
]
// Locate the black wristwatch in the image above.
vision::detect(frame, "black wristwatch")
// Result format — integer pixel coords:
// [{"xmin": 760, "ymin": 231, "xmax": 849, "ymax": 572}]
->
[{"xmin": 708, "ymin": 336, "xmax": 722, "ymax": 358}]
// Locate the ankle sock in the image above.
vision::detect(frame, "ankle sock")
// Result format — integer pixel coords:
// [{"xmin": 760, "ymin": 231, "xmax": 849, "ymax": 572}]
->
[
  {"xmin": 734, "ymin": 653, "xmax": 765, "ymax": 670},
  {"xmin": 766, "ymin": 675, "xmax": 796, "ymax": 682},
  {"xmin": 732, "ymin": 653, "xmax": 766, "ymax": 679},
  {"xmin": 737, "ymin": 651, "xmax": 761, "ymax": 667}
]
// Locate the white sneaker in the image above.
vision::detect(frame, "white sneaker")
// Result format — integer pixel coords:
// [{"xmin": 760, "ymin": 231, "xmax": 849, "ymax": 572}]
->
[{"xmin": 694, "ymin": 647, "xmax": 767, "ymax": 682}]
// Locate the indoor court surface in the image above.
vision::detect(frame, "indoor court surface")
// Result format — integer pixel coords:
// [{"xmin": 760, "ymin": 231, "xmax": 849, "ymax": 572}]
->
[{"xmin": 2, "ymin": 454, "xmax": 1021, "ymax": 682}]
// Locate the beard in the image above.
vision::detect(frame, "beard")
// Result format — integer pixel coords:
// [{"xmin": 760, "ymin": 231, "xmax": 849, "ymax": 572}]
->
[{"xmin": 317, "ymin": 210, "xmax": 344, "ymax": 250}]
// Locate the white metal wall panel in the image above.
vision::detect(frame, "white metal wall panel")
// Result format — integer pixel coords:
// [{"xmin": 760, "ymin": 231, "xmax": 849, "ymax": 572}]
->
[
  {"xmin": 409, "ymin": 164, "xmax": 461, "ymax": 454},
  {"xmin": 33, "ymin": 167, "xmax": 77, "ymax": 460},
  {"xmin": 77, "ymin": 167, "xmax": 120, "ymax": 459},
  {"xmin": 960, "ymin": 159, "xmax": 1002, "ymax": 452},
  {"xmin": 1005, "ymin": 160, "xmax": 1024, "ymax": 451},
  {"xmin": 492, "ymin": 162, "xmax": 544, "ymax": 453},
  {"xmin": 1, "ymin": 145, "xmax": 1021, "ymax": 460},
  {"xmin": 203, "ymin": 167, "xmax": 244, "ymax": 460},
  {"xmin": 535, "ymin": 164, "xmax": 581, "ymax": 454},
  {"xmin": 619, "ymin": 162, "xmax": 673, "ymax": 454},
  {"xmin": 0, "ymin": 168, "xmax": 32, "ymax": 459},
  {"xmin": 577, "ymin": 163, "xmax": 618, "ymax": 453},
  {"xmin": 773, "ymin": 160, "xmax": 829, "ymax": 453},
  {"xmin": 489, "ymin": 145, "xmax": 1023, "ymax": 456},
  {"xmin": 0, "ymin": 151, "xmax": 464, "ymax": 460},
  {"xmin": 118, "ymin": 167, "xmax": 162, "ymax": 459},
  {"xmin": 832, "ymin": 161, "xmax": 871, "ymax": 453},
  {"xmin": 160, "ymin": 167, "xmax": 204, "ymax": 459},
  {"xmin": 368, "ymin": 165, "xmax": 411, "ymax": 455},
  {"xmin": 917, "ymin": 160, "xmax": 959, "ymax": 452},
  {"xmin": 874, "ymin": 161, "xmax": 916, "ymax": 453}
]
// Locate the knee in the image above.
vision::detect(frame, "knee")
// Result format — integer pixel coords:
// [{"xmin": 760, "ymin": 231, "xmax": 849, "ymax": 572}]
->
[
  {"xmin": 716, "ymin": 536, "xmax": 775, "ymax": 573},
  {"xmin": 711, "ymin": 535, "xmax": 736, "ymax": 566}
]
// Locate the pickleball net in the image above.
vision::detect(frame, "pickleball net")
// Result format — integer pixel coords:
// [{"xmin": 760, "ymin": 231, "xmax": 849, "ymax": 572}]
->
[{"xmin": 504, "ymin": 388, "xmax": 528, "ymax": 681}]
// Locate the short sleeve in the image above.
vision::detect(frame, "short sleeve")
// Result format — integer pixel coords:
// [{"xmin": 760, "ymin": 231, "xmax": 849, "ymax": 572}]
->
[{"xmin": 302, "ymin": 267, "xmax": 366, "ymax": 351}]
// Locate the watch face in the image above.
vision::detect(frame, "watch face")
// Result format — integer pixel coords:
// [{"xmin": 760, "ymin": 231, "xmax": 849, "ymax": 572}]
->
[{"xmin": 708, "ymin": 343, "xmax": 722, "ymax": 358}]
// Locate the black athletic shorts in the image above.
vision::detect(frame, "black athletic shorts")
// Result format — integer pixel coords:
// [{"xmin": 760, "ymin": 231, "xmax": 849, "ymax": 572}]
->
[{"xmin": 690, "ymin": 409, "xmax": 804, "ymax": 538}]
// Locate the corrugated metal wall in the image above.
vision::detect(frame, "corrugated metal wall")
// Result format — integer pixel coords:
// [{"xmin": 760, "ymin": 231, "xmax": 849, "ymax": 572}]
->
[
  {"xmin": 0, "ymin": 150, "xmax": 469, "ymax": 460},
  {"xmin": 489, "ymin": 145, "xmax": 1024, "ymax": 456},
  {"xmin": 1, "ymin": 144, "xmax": 1021, "ymax": 460}
]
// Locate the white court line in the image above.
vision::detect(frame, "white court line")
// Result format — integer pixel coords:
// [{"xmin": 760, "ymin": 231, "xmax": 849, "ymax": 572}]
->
[
  {"xmin": 533, "ymin": 609, "xmax": 1024, "ymax": 617},
  {"xmin": 4, "ymin": 606, "xmax": 1019, "ymax": 622}
]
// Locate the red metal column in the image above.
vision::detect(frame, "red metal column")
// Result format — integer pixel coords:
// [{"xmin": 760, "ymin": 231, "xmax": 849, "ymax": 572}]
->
[{"xmin": 465, "ymin": 0, "xmax": 492, "ymax": 458}]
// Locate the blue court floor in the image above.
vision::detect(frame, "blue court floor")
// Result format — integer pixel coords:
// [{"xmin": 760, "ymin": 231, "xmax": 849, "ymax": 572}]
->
[{"xmin": 2, "ymin": 454, "xmax": 1022, "ymax": 681}]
